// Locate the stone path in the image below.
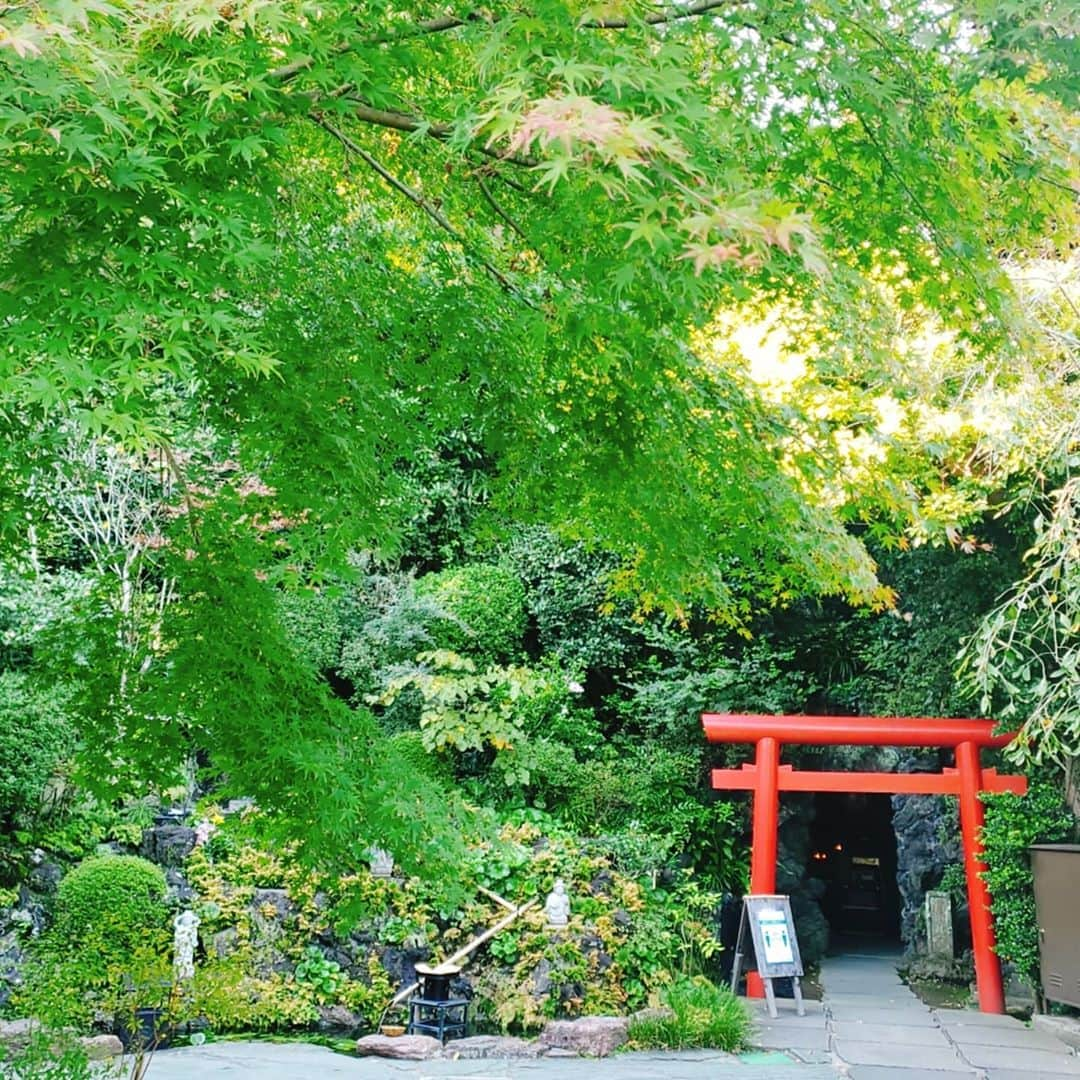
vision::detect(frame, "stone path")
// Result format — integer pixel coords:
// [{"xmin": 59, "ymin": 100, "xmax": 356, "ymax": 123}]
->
[
  {"xmin": 817, "ymin": 947, "xmax": 1080, "ymax": 1080},
  {"xmin": 143, "ymin": 1040, "xmax": 835, "ymax": 1079}
]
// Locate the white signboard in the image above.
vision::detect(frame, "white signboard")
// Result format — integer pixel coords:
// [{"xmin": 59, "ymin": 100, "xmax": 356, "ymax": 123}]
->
[
  {"xmin": 744, "ymin": 894, "xmax": 804, "ymax": 979},
  {"xmin": 758, "ymin": 905, "xmax": 795, "ymax": 965}
]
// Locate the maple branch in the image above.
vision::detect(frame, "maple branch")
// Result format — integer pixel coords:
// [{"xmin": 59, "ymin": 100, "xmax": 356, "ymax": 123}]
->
[
  {"xmin": 343, "ymin": 99, "xmax": 537, "ymax": 166},
  {"xmin": 845, "ymin": 95, "xmax": 998, "ymax": 319},
  {"xmin": 314, "ymin": 117, "xmax": 535, "ymax": 306},
  {"xmin": 585, "ymin": 0, "xmax": 738, "ymax": 30},
  {"xmin": 393, "ymin": 1, "xmax": 738, "ymax": 34},
  {"xmin": 474, "ymin": 173, "xmax": 532, "ymax": 245},
  {"xmin": 268, "ymin": 1, "xmax": 735, "ymax": 82}
]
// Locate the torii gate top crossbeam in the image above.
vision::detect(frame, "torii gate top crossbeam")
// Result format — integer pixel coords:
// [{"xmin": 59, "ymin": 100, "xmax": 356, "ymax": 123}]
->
[{"xmin": 702, "ymin": 712, "xmax": 1012, "ymax": 749}]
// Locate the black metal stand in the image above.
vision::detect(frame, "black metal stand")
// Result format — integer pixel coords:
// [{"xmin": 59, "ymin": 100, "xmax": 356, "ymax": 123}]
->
[{"xmin": 406, "ymin": 996, "xmax": 469, "ymax": 1042}]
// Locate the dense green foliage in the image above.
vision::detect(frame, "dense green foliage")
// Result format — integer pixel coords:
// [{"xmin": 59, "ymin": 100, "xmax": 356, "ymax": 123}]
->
[
  {"xmin": 979, "ymin": 784, "xmax": 1075, "ymax": 996},
  {"xmin": 0, "ymin": 673, "xmax": 73, "ymax": 828},
  {"xmin": 0, "ymin": 0, "xmax": 1076, "ymax": 876},
  {"xmin": 0, "ymin": 1027, "xmax": 92, "ymax": 1080}
]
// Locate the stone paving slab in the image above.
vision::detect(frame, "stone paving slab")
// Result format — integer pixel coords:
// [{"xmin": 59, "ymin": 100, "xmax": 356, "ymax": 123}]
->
[
  {"xmin": 786, "ymin": 1049, "xmax": 832, "ymax": 1066},
  {"xmin": 982, "ymin": 1071, "xmax": 1080, "ymax": 1080},
  {"xmin": 944, "ymin": 1023, "xmax": 1071, "ymax": 1051},
  {"xmin": 934, "ymin": 1008, "xmax": 1029, "ymax": 1029},
  {"xmin": 750, "ymin": 1010, "xmax": 829, "ymax": 1026},
  {"xmin": 144, "ymin": 1042, "xmax": 841, "ymax": 1080},
  {"xmin": 823, "ymin": 993, "xmax": 918, "ymax": 1006},
  {"xmin": 955, "ymin": 1044, "xmax": 1080, "ymax": 1074},
  {"xmin": 845, "ymin": 1069, "xmax": 976, "ymax": 1080},
  {"xmin": 750, "ymin": 1026, "xmax": 830, "ymax": 1051},
  {"xmin": 829, "ymin": 1021, "xmax": 950, "ymax": 1046},
  {"xmin": 751, "ymin": 1016, "xmax": 832, "ymax": 1033},
  {"xmin": 825, "ymin": 1005, "xmax": 937, "ymax": 1025},
  {"xmin": 1035, "ymin": 1015, "xmax": 1080, "ymax": 1050},
  {"xmin": 750, "ymin": 1000, "xmax": 826, "ymax": 1017},
  {"xmin": 831, "ymin": 1039, "xmax": 970, "ymax": 1071}
]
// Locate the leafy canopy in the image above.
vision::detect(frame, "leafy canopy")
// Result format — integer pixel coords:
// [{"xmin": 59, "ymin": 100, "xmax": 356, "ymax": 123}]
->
[
  {"xmin": 2, "ymin": 0, "xmax": 1076, "ymax": 605},
  {"xmin": 3, "ymin": 0, "xmax": 1078, "ymax": 868}
]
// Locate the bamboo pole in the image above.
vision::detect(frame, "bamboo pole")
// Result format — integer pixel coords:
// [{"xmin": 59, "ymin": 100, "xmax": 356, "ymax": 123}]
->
[{"xmin": 386, "ymin": 899, "xmax": 539, "ymax": 1011}]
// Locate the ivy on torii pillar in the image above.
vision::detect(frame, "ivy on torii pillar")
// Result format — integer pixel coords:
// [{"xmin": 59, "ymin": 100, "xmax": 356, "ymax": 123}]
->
[{"xmin": 702, "ymin": 713, "xmax": 1027, "ymax": 1015}]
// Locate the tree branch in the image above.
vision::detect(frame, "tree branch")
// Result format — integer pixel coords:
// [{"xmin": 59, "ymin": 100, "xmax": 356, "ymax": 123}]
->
[
  {"xmin": 585, "ymin": 0, "xmax": 737, "ymax": 30},
  {"xmin": 475, "ymin": 173, "xmax": 532, "ymax": 246},
  {"xmin": 268, "ymin": 1, "xmax": 735, "ymax": 82},
  {"xmin": 345, "ymin": 100, "xmax": 537, "ymax": 166},
  {"xmin": 313, "ymin": 117, "xmax": 535, "ymax": 306}
]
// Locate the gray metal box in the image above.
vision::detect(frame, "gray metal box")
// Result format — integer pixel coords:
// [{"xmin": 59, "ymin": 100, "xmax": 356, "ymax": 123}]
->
[{"xmin": 1030, "ymin": 845, "xmax": 1080, "ymax": 1008}]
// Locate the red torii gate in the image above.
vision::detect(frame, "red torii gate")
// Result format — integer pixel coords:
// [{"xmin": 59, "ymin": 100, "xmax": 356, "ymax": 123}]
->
[{"xmin": 702, "ymin": 713, "xmax": 1028, "ymax": 1014}]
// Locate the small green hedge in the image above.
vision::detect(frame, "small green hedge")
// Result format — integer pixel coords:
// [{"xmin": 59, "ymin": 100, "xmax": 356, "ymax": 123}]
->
[{"xmin": 56, "ymin": 855, "xmax": 167, "ymax": 947}]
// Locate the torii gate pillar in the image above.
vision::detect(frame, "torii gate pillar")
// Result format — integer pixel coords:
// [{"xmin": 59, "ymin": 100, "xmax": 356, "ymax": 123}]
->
[{"xmin": 704, "ymin": 714, "xmax": 1027, "ymax": 1014}]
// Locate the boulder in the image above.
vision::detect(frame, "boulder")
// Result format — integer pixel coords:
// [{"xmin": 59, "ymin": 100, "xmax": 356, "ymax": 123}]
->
[
  {"xmin": 442, "ymin": 1036, "xmax": 543, "ymax": 1059},
  {"xmin": 26, "ymin": 860, "xmax": 63, "ymax": 896},
  {"xmin": 252, "ymin": 888, "xmax": 291, "ymax": 919},
  {"xmin": 355, "ymin": 1034, "xmax": 442, "ymax": 1059},
  {"xmin": 164, "ymin": 868, "xmax": 196, "ymax": 905},
  {"xmin": 140, "ymin": 824, "xmax": 197, "ymax": 867},
  {"xmin": 316, "ymin": 1005, "xmax": 364, "ymax": 1033},
  {"xmin": 0, "ymin": 927, "xmax": 27, "ymax": 1009},
  {"xmin": 81, "ymin": 1034, "xmax": 123, "ymax": 1060},
  {"xmin": 539, "ymin": 1016, "xmax": 629, "ymax": 1057},
  {"xmin": 212, "ymin": 928, "xmax": 239, "ymax": 958},
  {"xmin": 0, "ymin": 1018, "xmax": 34, "ymax": 1052},
  {"xmin": 531, "ymin": 958, "xmax": 552, "ymax": 995}
]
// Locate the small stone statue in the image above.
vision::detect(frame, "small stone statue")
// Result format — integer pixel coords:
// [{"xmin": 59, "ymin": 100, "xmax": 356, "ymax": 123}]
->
[
  {"xmin": 173, "ymin": 909, "xmax": 200, "ymax": 981},
  {"xmin": 368, "ymin": 846, "xmax": 395, "ymax": 878},
  {"xmin": 545, "ymin": 879, "xmax": 571, "ymax": 927}
]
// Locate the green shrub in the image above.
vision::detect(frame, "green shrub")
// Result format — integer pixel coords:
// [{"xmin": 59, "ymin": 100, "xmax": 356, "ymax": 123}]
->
[
  {"xmin": 415, "ymin": 564, "xmax": 526, "ymax": 663},
  {"xmin": 0, "ymin": 1025, "xmax": 92, "ymax": 1079},
  {"xmin": 14, "ymin": 929, "xmax": 172, "ymax": 1030},
  {"xmin": 385, "ymin": 730, "xmax": 453, "ymax": 785},
  {"xmin": 276, "ymin": 588, "xmax": 342, "ymax": 672},
  {"xmin": 980, "ymin": 780, "xmax": 1074, "ymax": 997},
  {"xmin": 628, "ymin": 977, "xmax": 750, "ymax": 1050},
  {"xmin": 55, "ymin": 855, "xmax": 168, "ymax": 949},
  {"xmin": 0, "ymin": 672, "xmax": 73, "ymax": 827}
]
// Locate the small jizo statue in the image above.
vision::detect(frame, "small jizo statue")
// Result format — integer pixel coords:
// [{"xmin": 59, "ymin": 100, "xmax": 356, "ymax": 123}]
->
[
  {"xmin": 173, "ymin": 909, "xmax": 200, "ymax": 981},
  {"xmin": 545, "ymin": 879, "xmax": 571, "ymax": 928}
]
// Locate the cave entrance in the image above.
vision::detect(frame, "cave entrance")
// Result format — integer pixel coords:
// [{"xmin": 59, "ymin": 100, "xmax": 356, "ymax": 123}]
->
[{"xmin": 809, "ymin": 792, "xmax": 901, "ymax": 944}]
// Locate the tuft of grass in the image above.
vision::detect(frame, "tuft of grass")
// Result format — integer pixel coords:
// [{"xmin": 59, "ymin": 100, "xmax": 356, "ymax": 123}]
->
[{"xmin": 628, "ymin": 977, "xmax": 750, "ymax": 1051}]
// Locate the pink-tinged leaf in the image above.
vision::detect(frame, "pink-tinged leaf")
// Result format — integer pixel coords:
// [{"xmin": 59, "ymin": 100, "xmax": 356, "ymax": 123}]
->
[
  {"xmin": 679, "ymin": 241, "xmax": 745, "ymax": 275},
  {"xmin": 0, "ymin": 29, "xmax": 43, "ymax": 57}
]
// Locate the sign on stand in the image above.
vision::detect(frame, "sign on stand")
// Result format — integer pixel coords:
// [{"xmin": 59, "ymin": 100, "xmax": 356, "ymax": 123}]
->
[{"xmin": 729, "ymin": 894, "xmax": 805, "ymax": 1018}]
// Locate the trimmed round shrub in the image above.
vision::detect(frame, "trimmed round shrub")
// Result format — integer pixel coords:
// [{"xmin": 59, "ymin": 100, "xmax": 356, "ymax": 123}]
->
[
  {"xmin": 56, "ymin": 855, "xmax": 167, "ymax": 947},
  {"xmin": 414, "ymin": 564, "xmax": 527, "ymax": 663}
]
